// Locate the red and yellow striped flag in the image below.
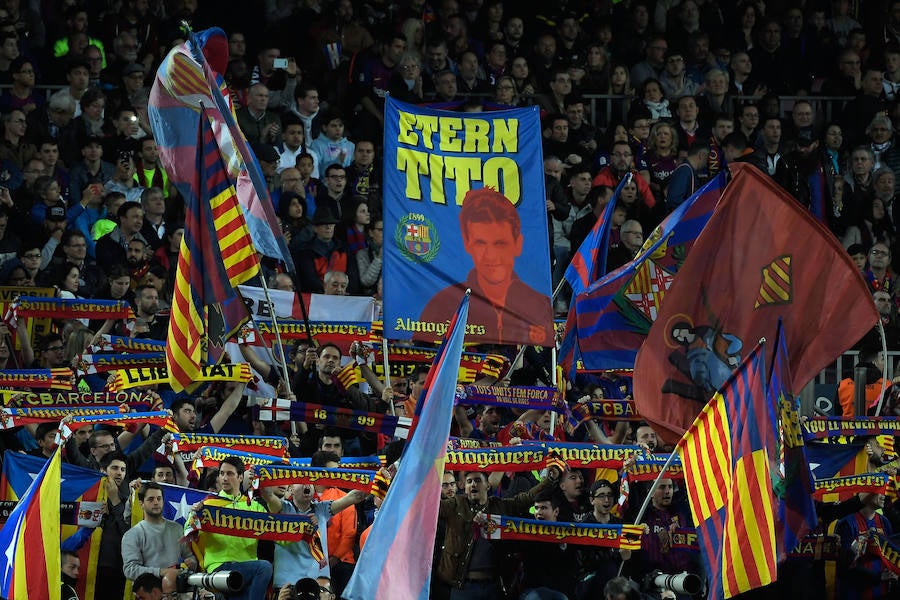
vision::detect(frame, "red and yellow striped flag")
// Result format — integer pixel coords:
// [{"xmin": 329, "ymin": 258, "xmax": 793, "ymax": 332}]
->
[
  {"xmin": 676, "ymin": 344, "xmax": 777, "ymax": 600},
  {"xmin": 166, "ymin": 106, "xmax": 259, "ymax": 392}
]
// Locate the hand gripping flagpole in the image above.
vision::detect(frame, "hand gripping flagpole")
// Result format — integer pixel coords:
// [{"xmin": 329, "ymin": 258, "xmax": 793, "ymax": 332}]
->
[{"xmin": 616, "ymin": 448, "xmax": 680, "ymax": 576}]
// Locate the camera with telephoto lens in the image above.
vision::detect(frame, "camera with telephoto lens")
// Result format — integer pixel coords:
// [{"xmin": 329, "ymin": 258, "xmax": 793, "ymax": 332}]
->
[
  {"xmin": 175, "ymin": 569, "xmax": 243, "ymax": 593},
  {"xmin": 642, "ymin": 570, "xmax": 703, "ymax": 597}
]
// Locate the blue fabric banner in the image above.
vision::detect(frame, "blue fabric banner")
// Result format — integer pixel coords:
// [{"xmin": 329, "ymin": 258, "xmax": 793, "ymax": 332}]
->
[{"xmin": 382, "ymin": 97, "xmax": 552, "ymax": 346}]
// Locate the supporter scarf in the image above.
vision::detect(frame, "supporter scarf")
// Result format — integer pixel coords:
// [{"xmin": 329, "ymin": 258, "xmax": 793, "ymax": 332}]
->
[
  {"xmin": 802, "ymin": 416, "xmax": 900, "ymax": 441},
  {"xmin": 108, "ymin": 363, "xmax": 253, "ymax": 391},
  {"xmin": 252, "ymin": 465, "xmax": 376, "ymax": 491},
  {"xmin": 248, "ymin": 320, "xmax": 372, "ymax": 343},
  {"xmin": 0, "ymin": 368, "xmax": 74, "ymax": 390},
  {"xmin": 256, "ymin": 399, "xmax": 412, "ymax": 438},
  {"xmin": 625, "ymin": 454, "xmax": 685, "ymax": 481},
  {"xmin": 290, "ymin": 456, "xmax": 384, "ymax": 470},
  {"xmin": 455, "ymin": 384, "xmax": 567, "ymax": 414},
  {"xmin": 173, "ymin": 433, "xmax": 288, "ymax": 458},
  {"xmin": 568, "ymin": 400, "xmax": 641, "ymax": 428},
  {"xmin": 444, "ymin": 446, "xmax": 548, "ymax": 472},
  {"xmin": 0, "ymin": 406, "xmax": 119, "ymax": 429},
  {"xmin": 369, "ymin": 469, "xmax": 390, "ymax": 500},
  {"xmin": 480, "ymin": 515, "xmax": 643, "ymax": 549},
  {"xmin": 2, "ymin": 390, "xmax": 150, "ymax": 407},
  {"xmin": 191, "ymin": 446, "xmax": 290, "ymax": 477},
  {"xmin": 75, "ymin": 351, "xmax": 166, "ymax": 374},
  {"xmin": 531, "ymin": 442, "xmax": 641, "ymax": 470},
  {"xmin": 788, "ymin": 534, "xmax": 841, "ymax": 561},
  {"xmin": 447, "ymin": 437, "xmax": 503, "ymax": 449},
  {"xmin": 14, "ymin": 296, "xmax": 134, "ymax": 319},
  {"xmin": 812, "ymin": 473, "xmax": 889, "ymax": 499},
  {"xmin": 57, "ymin": 411, "xmax": 174, "ymax": 443},
  {"xmin": 370, "ymin": 345, "xmax": 509, "ymax": 383},
  {"xmin": 101, "ymin": 334, "xmax": 166, "ymax": 352},
  {"xmin": 875, "ymin": 532, "xmax": 900, "ymax": 575},
  {"xmin": 190, "ymin": 503, "xmax": 324, "ymax": 565},
  {"xmin": 0, "ymin": 499, "xmax": 105, "ymax": 528}
]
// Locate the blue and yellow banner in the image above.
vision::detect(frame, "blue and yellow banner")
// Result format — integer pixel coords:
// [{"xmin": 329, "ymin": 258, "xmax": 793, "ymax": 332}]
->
[{"xmin": 382, "ymin": 97, "xmax": 552, "ymax": 346}]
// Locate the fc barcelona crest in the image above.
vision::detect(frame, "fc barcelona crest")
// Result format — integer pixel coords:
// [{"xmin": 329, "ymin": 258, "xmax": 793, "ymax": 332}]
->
[{"xmin": 396, "ymin": 213, "xmax": 441, "ymax": 263}]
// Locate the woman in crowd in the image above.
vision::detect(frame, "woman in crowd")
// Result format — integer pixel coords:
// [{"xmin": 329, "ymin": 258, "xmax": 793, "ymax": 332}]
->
[
  {"xmin": 645, "ymin": 122, "xmax": 680, "ymax": 202},
  {"xmin": 636, "ymin": 78, "xmax": 670, "ymax": 122}
]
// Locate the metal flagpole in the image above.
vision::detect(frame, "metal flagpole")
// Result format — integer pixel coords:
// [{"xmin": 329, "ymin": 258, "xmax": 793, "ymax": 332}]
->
[
  {"xmin": 616, "ymin": 449, "xmax": 680, "ymax": 576},
  {"xmin": 258, "ymin": 274, "xmax": 297, "ymax": 435},
  {"xmin": 383, "ymin": 337, "xmax": 395, "ymax": 416}
]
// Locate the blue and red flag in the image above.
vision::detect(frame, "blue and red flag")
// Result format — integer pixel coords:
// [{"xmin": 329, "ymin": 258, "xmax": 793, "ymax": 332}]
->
[
  {"xmin": 564, "ymin": 172, "xmax": 632, "ymax": 295},
  {"xmin": 560, "ymin": 172, "xmax": 727, "ymax": 375},
  {"xmin": 677, "ymin": 343, "xmax": 778, "ymax": 599},
  {"xmin": 149, "ymin": 27, "xmax": 292, "ymax": 271},
  {"xmin": 768, "ymin": 321, "xmax": 817, "ymax": 562},
  {"xmin": 0, "ymin": 446, "xmax": 63, "ymax": 600},
  {"xmin": 166, "ymin": 106, "xmax": 260, "ymax": 392},
  {"xmin": 343, "ymin": 292, "xmax": 471, "ymax": 600},
  {"xmin": 807, "ymin": 164, "xmax": 827, "ymax": 225}
]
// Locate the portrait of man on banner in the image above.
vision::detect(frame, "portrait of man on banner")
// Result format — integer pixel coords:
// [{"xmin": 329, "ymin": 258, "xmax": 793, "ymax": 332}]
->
[
  {"xmin": 382, "ymin": 97, "xmax": 553, "ymax": 346},
  {"xmin": 418, "ymin": 187, "xmax": 552, "ymax": 345}
]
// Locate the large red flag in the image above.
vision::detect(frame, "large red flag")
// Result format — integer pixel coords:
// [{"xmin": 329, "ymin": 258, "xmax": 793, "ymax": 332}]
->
[{"xmin": 634, "ymin": 163, "xmax": 877, "ymax": 443}]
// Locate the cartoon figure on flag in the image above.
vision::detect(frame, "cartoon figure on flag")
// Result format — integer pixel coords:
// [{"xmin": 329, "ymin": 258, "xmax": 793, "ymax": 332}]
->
[
  {"xmin": 663, "ymin": 317, "xmax": 743, "ymax": 402},
  {"xmin": 382, "ymin": 97, "xmax": 553, "ymax": 347}
]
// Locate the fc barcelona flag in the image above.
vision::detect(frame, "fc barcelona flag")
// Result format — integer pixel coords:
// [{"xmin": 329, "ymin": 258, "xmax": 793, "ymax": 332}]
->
[
  {"xmin": 635, "ymin": 163, "xmax": 877, "ymax": 442},
  {"xmin": 677, "ymin": 344, "xmax": 777, "ymax": 599},
  {"xmin": 149, "ymin": 27, "xmax": 292, "ymax": 269},
  {"xmin": 382, "ymin": 97, "xmax": 553, "ymax": 346},
  {"xmin": 166, "ymin": 106, "xmax": 260, "ymax": 392},
  {"xmin": 0, "ymin": 446, "xmax": 63, "ymax": 600}
]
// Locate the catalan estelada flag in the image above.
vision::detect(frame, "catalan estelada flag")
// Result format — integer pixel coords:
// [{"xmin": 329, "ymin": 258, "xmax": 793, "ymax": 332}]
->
[
  {"xmin": 0, "ymin": 445, "xmax": 63, "ymax": 600},
  {"xmin": 343, "ymin": 292, "xmax": 471, "ymax": 600},
  {"xmin": 564, "ymin": 172, "xmax": 631, "ymax": 295},
  {"xmin": 676, "ymin": 344, "xmax": 777, "ymax": 600},
  {"xmin": 166, "ymin": 106, "xmax": 260, "ymax": 392}
]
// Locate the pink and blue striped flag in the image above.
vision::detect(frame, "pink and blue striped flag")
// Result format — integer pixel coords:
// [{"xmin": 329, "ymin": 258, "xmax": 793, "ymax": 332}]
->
[
  {"xmin": 148, "ymin": 27, "xmax": 293, "ymax": 271},
  {"xmin": 564, "ymin": 172, "xmax": 631, "ymax": 296},
  {"xmin": 343, "ymin": 292, "xmax": 471, "ymax": 600}
]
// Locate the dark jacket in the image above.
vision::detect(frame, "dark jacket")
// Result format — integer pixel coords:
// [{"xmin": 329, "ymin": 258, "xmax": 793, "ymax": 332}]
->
[{"xmin": 436, "ymin": 476, "xmax": 553, "ymax": 588}]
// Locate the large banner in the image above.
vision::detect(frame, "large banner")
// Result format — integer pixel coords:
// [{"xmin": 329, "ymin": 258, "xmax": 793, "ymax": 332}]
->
[{"xmin": 382, "ymin": 98, "xmax": 553, "ymax": 346}]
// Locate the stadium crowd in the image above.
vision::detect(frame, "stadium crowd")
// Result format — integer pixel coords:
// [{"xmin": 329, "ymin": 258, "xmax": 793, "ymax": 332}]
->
[{"xmin": 2, "ymin": 0, "xmax": 900, "ymax": 599}]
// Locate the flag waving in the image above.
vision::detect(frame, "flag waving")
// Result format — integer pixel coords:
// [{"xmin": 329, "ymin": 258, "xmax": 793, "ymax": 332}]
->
[
  {"xmin": 769, "ymin": 321, "xmax": 817, "ymax": 562},
  {"xmin": 560, "ymin": 172, "xmax": 727, "ymax": 374},
  {"xmin": 166, "ymin": 106, "xmax": 260, "ymax": 392},
  {"xmin": 635, "ymin": 163, "xmax": 877, "ymax": 442},
  {"xmin": 0, "ymin": 446, "xmax": 62, "ymax": 600},
  {"xmin": 343, "ymin": 292, "xmax": 471, "ymax": 600},
  {"xmin": 677, "ymin": 344, "xmax": 777, "ymax": 599},
  {"xmin": 149, "ymin": 27, "xmax": 292, "ymax": 270},
  {"xmin": 564, "ymin": 172, "xmax": 632, "ymax": 295}
]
